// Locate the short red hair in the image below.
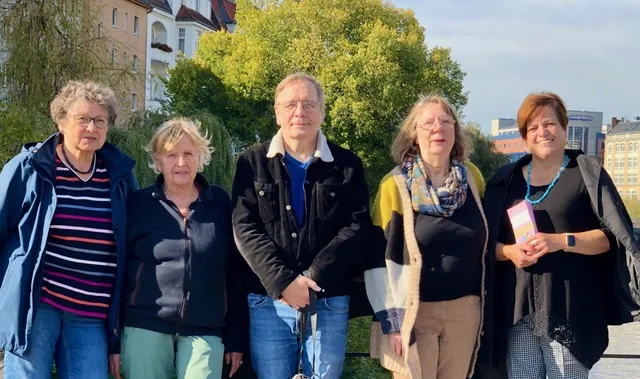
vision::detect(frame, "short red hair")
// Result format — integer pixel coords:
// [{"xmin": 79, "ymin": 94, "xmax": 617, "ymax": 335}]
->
[{"xmin": 517, "ymin": 92, "xmax": 568, "ymax": 138}]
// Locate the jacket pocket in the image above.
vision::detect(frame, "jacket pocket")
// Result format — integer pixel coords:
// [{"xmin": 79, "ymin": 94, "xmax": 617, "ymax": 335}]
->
[
  {"xmin": 253, "ymin": 182, "xmax": 279, "ymax": 223},
  {"xmin": 316, "ymin": 183, "xmax": 346, "ymax": 220}
]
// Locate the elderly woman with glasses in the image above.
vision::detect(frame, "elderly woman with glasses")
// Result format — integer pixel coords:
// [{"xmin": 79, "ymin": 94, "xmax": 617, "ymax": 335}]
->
[
  {"xmin": 365, "ymin": 94, "xmax": 489, "ymax": 379},
  {"xmin": 0, "ymin": 80, "xmax": 137, "ymax": 379}
]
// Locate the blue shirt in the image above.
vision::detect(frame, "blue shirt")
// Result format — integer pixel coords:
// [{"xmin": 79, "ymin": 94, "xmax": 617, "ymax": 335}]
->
[{"xmin": 284, "ymin": 152, "xmax": 312, "ymax": 229}]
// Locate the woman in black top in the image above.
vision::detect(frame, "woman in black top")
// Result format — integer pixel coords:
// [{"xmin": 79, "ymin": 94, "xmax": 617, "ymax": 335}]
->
[{"xmin": 483, "ymin": 92, "xmax": 639, "ymax": 379}]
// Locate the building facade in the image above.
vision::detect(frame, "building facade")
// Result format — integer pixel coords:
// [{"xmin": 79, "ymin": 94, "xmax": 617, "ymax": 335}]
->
[
  {"xmin": 604, "ymin": 121, "xmax": 640, "ymax": 200},
  {"xmin": 145, "ymin": 0, "xmax": 236, "ymax": 110},
  {"xmin": 98, "ymin": 0, "xmax": 151, "ymax": 117}
]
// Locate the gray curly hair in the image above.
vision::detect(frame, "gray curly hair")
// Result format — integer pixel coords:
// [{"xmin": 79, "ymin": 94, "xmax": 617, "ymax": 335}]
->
[{"xmin": 50, "ymin": 81, "xmax": 119, "ymax": 126}]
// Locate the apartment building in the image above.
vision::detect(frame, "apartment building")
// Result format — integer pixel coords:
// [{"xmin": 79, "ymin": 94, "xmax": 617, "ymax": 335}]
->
[
  {"xmin": 98, "ymin": 0, "xmax": 151, "ymax": 117},
  {"xmin": 604, "ymin": 120, "xmax": 640, "ymax": 200},
  {"xmin": 145, "ymin": 0, "xmax": 235, "ymax": 109}
]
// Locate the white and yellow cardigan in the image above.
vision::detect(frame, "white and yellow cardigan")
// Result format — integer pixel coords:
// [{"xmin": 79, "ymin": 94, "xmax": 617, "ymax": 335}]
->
[{"xmin": 364, "ymin": 162, "xmax": 489, "ymax": 379}]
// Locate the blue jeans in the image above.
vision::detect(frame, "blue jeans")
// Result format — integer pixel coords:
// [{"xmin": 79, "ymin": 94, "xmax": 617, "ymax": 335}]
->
[
  {"xmin": 4, "ymin": 302, "xmax": 108, "ymax": 379},
  {"xmin": 248, "ymin": 293, "xmax": 349, "ymax": 379}
]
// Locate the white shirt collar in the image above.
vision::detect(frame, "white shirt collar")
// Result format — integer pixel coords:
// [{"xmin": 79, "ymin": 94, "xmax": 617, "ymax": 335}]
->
[{"xmin": 266, "ymin": 129, "xmax": 334, "ymax": 162}]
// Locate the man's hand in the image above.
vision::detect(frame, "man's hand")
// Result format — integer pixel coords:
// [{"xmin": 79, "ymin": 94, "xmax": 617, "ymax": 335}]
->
[
  {"xmin": 109, "ymin": 354, "xmax": 121, "ymax": 379},
  {"xmin": 225, "ymin": 352, "xmax": 244, "ymax": 377},
  {"xmin": 389, "ymin": 332, "xmax": 403, "ymax": 357},
  {"xmin": 504, "ymin": 243, "xmax": 539, "ymax": 269},
  {"xmin": 281, "ymin": 275, "xmax": 321, "ymax": 309}
]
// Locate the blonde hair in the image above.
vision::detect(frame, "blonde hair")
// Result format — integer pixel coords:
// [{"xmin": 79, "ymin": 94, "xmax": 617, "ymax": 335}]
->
[
  {"xmin": 50, "ymin": 80, "xmax": 118, "ymax": 126},
  {"xmin": 391, "ymin": 94, "xmax": 467, "ymax": 164},
  {"xmin": 146, "ymin": 117, "xmax": 214, "ymax": 173},
  {"xmin": 274, "ymin": 72, "xmax": 325, "ymax": 111}
]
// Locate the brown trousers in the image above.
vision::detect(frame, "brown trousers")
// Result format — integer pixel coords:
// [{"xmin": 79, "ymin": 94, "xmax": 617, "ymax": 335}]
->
[{"xmin": 393, "ymin": 295, "xmax": 481, "ymax": 379}]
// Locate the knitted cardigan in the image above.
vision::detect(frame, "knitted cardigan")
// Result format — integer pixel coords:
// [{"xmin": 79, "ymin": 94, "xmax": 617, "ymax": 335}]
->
[{"xmin": 364, "ymin": 162, "xmax": 488, "ymax": 379}]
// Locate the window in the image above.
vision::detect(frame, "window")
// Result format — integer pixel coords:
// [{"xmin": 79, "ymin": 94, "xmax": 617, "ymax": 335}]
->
[
  {"xmin": 112, "ymin": 8, "xmax": 118, "ymax": 28},
  {"xmin": 608, "ymin": 143, "xmax": 613, "ymax": 154},
  {"xmin": 627, "ymin": 191, "xmax": 633, "ymax": 199},
  {"xmin": 123, "ymin": 52, "xmax": 128, "ymax": 65},
  {"xmin": 97, "ymin": 22, "xmax": 104, "ymax": 38},
  {"xmin": 132, "ymin": 93, "xmax": 138, "ymax": 111},
  {"xmin": 124, "ymin": 12, "xmax": 129, "ymax": 32},
  {"xmin": 614, "ymin": 158, "xmax": 619, "ymax": 168},
  {"xmin": 133, "ymin": 55, "xmax": 139, "ymax": 73},
  {"xmin": 195, "ymin": 0, "xmax": 200, "ymax": 12},
  {"xmin": 635, "ymin": 142, "xmax": 640, "ymax": 153},
  {"xmin": 134, "ymin": 16, "xmax": 140, "ymax": 35},
  {"xmin": 629, "ymin": 142, "xmax": 634, "ymax": 153},
  {"xmin": 111, "ymin": 48, "xmax": 117, "ymax": 64},
  {"xmin": 632, "ymin": 190, "xmax": 637, "ymax": 199},
  {"xmin": 196, "ymin": 30, "xmax": 202, "ymax": 50},
  {"xmin": 178, "ymin": 28, "xmax": 186, "ymax": 53}
]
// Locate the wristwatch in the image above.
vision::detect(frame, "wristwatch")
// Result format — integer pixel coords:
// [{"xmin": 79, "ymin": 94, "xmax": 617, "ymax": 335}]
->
[{"xmin": 565, "ymin": 234, "xmax": 576, "ymax": 251}]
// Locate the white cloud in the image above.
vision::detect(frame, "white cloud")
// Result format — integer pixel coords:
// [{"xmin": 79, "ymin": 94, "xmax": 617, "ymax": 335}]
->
[{"xmin": 391, "ymin": 0, "xmax": 640, "ymax": 130}]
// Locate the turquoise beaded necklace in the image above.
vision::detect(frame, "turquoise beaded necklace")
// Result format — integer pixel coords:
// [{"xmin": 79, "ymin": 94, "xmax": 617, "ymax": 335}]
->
[{"xmin": 525, "ymin": 154, "xmax": 569, "ymax": 205}]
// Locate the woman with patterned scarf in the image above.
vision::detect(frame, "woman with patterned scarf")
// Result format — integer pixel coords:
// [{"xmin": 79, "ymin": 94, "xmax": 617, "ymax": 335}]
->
[{"xmin": 365, "ymin": 94, "xmax": 489, "ymax": 379}]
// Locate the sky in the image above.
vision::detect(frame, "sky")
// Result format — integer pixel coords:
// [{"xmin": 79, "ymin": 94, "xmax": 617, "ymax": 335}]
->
[{"xmin": 389, "ymin": 0, "xmax": 640, "ymax": 134}]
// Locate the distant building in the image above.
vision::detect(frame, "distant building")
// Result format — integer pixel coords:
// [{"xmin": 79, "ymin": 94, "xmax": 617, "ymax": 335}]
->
[
  {"xmin": 604, "ymin": 120, "xmax": 640, "ymax": 200},
  {"xmin": 145, "ymin": 0, "xmax": 236, "ymax": 110},
  {"xmin": 97, "ymin": 0, "xmax": 151, "ymax": 117},
  {"xmin": 492, "ymin": 110, "xmax": 604, "ymax": 161}
]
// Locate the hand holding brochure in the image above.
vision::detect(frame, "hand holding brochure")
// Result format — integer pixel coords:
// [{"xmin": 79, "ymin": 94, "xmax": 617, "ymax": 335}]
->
[{"xmin": 507, "ymin": 200, "xmax": 538, "ymax": 244}]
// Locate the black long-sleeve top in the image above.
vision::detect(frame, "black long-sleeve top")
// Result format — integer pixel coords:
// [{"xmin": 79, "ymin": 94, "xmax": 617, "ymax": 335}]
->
[{"xmin": 495, "ymin": 157, "xmax": 616, "ymax": 368}]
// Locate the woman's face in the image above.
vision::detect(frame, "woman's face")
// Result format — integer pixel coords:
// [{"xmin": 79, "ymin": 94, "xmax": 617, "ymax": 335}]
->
[
  {"xmin": 58, "ymin": 99, "xmax": 109, "ymax": 153},
  {"xmin": 524, "ymin": 105, "xmax": 567, "ymax": 160},
  {"xmin": 155, "ymin": 136, "xmax": 200, "ymax": 188},
  {"xmin": 415, "ymin": 103, "xmax": 456, "ymax": 161}
]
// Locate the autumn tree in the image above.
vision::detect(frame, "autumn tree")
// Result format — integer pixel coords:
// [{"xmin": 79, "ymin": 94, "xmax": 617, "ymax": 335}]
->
[
  {"xmin": 464, "ymin": 122, "xmax": 510, "ymax": 181},
  {"xmin": 167, "ymin": 0, "xmax": 468, "ymax": 188}
]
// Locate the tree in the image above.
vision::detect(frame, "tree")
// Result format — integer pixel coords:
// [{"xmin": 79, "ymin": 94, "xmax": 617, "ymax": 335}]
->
[
  {"xmin": 0, "ymin": 0, "xmax": 139, "ymax": 112},
  {"xmin": 464, "ymin": 122, "xmax": 510, "ymax": 181},
  {"xmin": 168, "ymin": 0, "xmax": 468, "ymax": 189}
]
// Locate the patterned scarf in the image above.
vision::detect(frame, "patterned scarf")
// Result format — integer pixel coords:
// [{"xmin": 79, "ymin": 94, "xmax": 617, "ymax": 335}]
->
[{"xmin": 401, "ymin": 154, "xmax": 468, "ymax": 217}]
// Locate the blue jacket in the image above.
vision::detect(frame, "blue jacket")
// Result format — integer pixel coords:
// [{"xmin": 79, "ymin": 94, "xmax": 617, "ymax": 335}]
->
[{"xmin": 0, "ymin": 133, "xmax": 137, "ymax": 355}]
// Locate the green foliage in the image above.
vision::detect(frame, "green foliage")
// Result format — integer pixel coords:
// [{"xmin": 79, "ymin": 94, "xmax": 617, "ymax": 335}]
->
[
  {"xmin": 464, "ymin": 123, "xmax": 510, "ymax": 181},
  {"xmin": 167, "ymin": 0, "xmax": 468, "ymax": 190},
  {"xmin": 108, "ymin": 110, "xmax": 234, "ymax": 190},
  {"xmin": 0, "ymin": 106, "xmax": 55, "ymax": 165},
  {"xmin": 0, "ymin": 0, "xmax": 141, "ymax": 113}
]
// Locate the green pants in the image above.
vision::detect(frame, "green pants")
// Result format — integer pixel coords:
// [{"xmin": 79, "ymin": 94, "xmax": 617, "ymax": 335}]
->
[{"xmin": 121, "ymin": 326, "xmax": 224, "ymax": 379}]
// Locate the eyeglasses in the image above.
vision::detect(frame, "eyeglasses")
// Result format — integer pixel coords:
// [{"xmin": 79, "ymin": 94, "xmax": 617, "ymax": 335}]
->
[
  {"xmin": 72, "ymin": 115, "xmax": 110, "ymax": 129},
  {"xmin": 418, "ymin": 118, "xmax": 454, "ymax": 130},
  {"xmin": 277, "ymin": 101, "xmax": 320, "ymax": 113}
]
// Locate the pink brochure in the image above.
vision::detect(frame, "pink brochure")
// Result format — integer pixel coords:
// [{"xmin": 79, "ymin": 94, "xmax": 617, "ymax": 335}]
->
[{"xmin": 507, "ymin": 200, "xmax": 538, "ymax": 244}]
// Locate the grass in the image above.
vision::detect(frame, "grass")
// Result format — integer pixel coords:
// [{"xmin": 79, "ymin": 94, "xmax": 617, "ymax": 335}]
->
[{"xmin": 344, "ymin": 317, "xmax": 391, "ymax": 379}]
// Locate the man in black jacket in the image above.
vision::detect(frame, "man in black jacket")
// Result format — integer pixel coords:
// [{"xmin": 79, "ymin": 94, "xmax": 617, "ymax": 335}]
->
[{"xmin": 231, "ymin": 73, "xmax": 372, "ymax": 379}]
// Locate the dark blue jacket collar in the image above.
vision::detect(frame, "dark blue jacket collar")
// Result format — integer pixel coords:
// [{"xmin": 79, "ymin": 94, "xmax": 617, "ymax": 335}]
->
[
  {"xmin": 23, "ymin": 133, "xmax": 135, "ymax": 182},
  {"xmin": 151, "ymin": 173, "xmax": 215, "ymax": 202}
]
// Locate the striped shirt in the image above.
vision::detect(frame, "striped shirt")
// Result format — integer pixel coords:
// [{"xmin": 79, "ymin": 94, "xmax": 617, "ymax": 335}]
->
[{"xmin": 40, "ymin": 154, "xmax": 117, "ymax": 319}]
